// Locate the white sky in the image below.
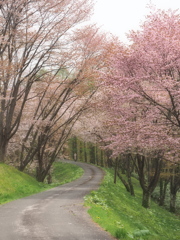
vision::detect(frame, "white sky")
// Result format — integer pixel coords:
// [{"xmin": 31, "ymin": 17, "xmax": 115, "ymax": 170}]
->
[{"xmin": 92, "ymin": 0, "xmax": 180, "ymax": 43}]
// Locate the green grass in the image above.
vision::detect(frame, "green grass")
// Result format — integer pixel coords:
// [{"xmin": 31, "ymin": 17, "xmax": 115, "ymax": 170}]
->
[
  {"xmin": 0, "ymin": 161, "xmax": 83, "ymax": 205},
  {"xmin": 1, "ymin": 162, "xmax": 179, "ymax": 239},
  {"xmin": 51, "ymin": 161, "xmax": 84, "ymax": 185},
  {"xmin": 84, "ymin": 168, "xmax": 180, "ymax": 240}
]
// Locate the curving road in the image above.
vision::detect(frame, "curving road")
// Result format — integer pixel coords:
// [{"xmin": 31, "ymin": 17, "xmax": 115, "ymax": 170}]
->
[{"xmin": 0, "ymin": 161, "xmax": 115, "ymax": 240}]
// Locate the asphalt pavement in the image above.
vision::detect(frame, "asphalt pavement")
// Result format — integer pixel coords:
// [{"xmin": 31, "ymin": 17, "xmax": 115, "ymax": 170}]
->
[{"xmin": 0, "ymin": 161, "xmax": 116, "ymax": 240}]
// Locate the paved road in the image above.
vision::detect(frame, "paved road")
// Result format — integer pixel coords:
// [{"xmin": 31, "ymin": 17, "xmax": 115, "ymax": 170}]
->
[{"xmin": 0, "ymin": 161, "xmax": 115, "ymax": 240}]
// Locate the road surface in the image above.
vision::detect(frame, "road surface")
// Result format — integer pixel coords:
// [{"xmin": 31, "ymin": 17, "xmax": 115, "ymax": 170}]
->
[{"xmin": 0, "ymin": 161, "xmax": 115, "ymax": 240}]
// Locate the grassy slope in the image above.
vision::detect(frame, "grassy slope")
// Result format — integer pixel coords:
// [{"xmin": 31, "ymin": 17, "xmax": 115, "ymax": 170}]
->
[
  {"xmin": 0, "ymin": 161, "xmax": 83, "ymax": 205},
  {"xmin": 1, "ymin": 162, "xmax": 179, "ymax": 240},
  {"xmin": 84, "ymin": 168, "xmax": 180, "ymax": 240}
]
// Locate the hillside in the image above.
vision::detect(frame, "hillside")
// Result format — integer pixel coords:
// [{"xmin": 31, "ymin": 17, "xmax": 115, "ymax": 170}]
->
[
  {"xmin": 84, "ymin": 168, "xmax": 180, "ymax": 240},
  {"xmin": 0, "ymin": 162, "xmax": 83, "ymax": 205},
  {"xmin": 1, "ymin": 162, "xmax": 179, "ymax": 240}
]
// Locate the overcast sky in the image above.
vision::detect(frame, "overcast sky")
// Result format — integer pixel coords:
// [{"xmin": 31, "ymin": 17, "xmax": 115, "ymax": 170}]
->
[{"xmin": 92, "ymin": 0, "xmax": 180, "ymax": 43}]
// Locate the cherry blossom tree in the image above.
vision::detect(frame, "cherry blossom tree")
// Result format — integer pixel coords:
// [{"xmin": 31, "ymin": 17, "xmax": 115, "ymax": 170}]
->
[
  {"xmin": 8, "ymin": 26, "xmax": 108, "ymax": 182},
  {"xmin": 0, "ymin": 0, "xmax": 93, "ymax": 162},
  {"xmin": 96, "ymin": 9, "xmax": 180, "ymax": 208}
]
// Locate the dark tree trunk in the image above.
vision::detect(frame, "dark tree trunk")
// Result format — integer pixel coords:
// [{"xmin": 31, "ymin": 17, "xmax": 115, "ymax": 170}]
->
[
  {"xmin": 126, "ymin": 154, "xmax": 135, "ymax": 196},
  {"xmin": 0, "ymin": 140, "xmax": 8, "ymax": 162},
  {"xmin": 135, "ymin": 154, "xmax": 162, "ymax": 208},
  {"xmin": 169, "ymin": 168, "xmax": 180, "ymax": 213},
  {"xmin": 116, "ymin": 154, "xmax": 135, "ymax": 196},
  {"xmin": 106, "ymin": 150, "xmax": 113, "ymax": 168},
  {"xmin": 36, "ymin": 156, "xmax": 53, "ymax": 183},
  {"xmin": 89, "ymin": 144, "xmax": 95, "ymax": 164},
  {"xmin": 47, "ymin": 172, "xmax": 52, "ymax": 184},
  {"xmin": 36, "ymin": 168, "xmax": 47, "ymax": 182},
  {"xmin": 84, "ymin": 142, "xmax": 87, "ymax": 162},
  {"xmin": 117, "ymin": 171, "xmax": 131, "ymax": 193},
  {"xmin": 114, "ymin": 158, "xmax": 118, "ymax": 184},
  {"xmin": 127, "ymin": 175, "xmax": 135, "ymax": 196},
  {"xmin": 18, "ymin": 147, "xmax": 38, "ymax": 172},
  {"xmin": 159, "ymin": 178, "xmax": 169, "ymax": 206},
  {"xmin": 142, "ymin": 190, "xmax": 151, "ymax": 208},
  {"xmin": 100, "ymin": 149, "xmax": 104, "ymax": 167},
  {"xmin": 95, "ymin": 144, "xmax": 98, "ymax": 165},
  {"xmin": 170, "ymin": 192, "xmax": 176, "ymax": 213}
]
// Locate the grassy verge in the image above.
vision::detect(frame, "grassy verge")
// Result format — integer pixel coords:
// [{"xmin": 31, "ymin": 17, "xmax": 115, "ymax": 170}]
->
[
  {"xmin": 84, "ymin": 168, "xmax": 180, "ymax": 240},
  {"xmin": 51, "ymin": 161, "xmax": 84, "ymax": 186},
  {"xmin": 0, "ymin": 161, "xmax": 83, "ymax": 205}
]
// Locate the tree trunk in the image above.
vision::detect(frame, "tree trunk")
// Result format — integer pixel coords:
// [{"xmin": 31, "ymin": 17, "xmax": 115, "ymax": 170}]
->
[
  {"xmin": 47, "ymin": 172, "xmax": 52, "ymax": 184},
  {"xmin": 159, "ymin": 178, "xmax": 169, "ymax": 206},
  {"xmin": 84, "ymin": 142, "xmax": 87, "ymax": 162},
  {"xmin": 135, "ymin": 154, "xmax": 162, "ymax": 208},
  {"xmin": 100, "ymin": 150, "xmax": 104, "ymax": 167},
  {"xmin": 114, "ymin": 158, "xmax": 118, "ymax": 184},
  {"xmin": 126, "ymin": 154, "xmax": 135, "ymax": 196},
  {"xmin": 36, "ymin": 141, "xmax": 45, "ymax": 182},
  {"xmin": 142, "ymin": 190, "xmax": 151, "ymax": 208},
  {"xmin": 117, "ymin": 172, "xmax": 131, "ymax": 193},
  {"xmin": 0, "ymin": 146, "xmax": 6, "ymax": 162},
  {"xmin": 89, "ymin": 144, "xmax": 95, "ymax": 164},
  {"xmin": 36, "ymin": 158, "xmax": 52, "ymax": 183},
  {"xmin": 36, "ymin": 167, "xmax": 46, "ymax": 182},
  {"xmin": 169, "ymin": 172, "xmax": 178, "ymax": 213},
  {"xmin": 127, "ymin": 176, "xmax": 135, "ymax": 196},
  {"xmin": 170, "ymin": 192, "xmax": 176, "ymax": 213},
  {"xmin": 106, "ymin": 150, "xmax": 113, "ymax": 168},
  {"xmin": 0, "ymin": 141, "xmax": 7, "ymax": 162},
  {"xmin": 115, "ymin": 154, "xmax": 135, "ymax": 196},
  {"xmin": 95, "ymin": 144, "xmax": 98, "ymax": 165},
  {"xmin": 18, "ymin": 146, "xmax": 38, "ymax": 172}
]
